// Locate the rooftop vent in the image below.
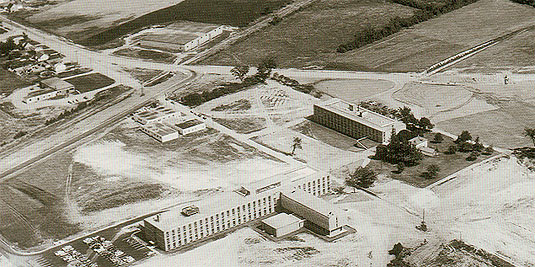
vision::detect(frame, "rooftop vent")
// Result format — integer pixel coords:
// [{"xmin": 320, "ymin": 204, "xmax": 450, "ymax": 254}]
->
[{"xmin": 181, "ymin": 205, "xmax": 200, "ymax": 216}]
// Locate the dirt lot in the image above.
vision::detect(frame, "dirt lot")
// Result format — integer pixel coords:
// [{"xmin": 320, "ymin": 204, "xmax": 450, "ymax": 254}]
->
[
  {"xmin": 314, "ymin": 79, "xmax": 394, "ymax": 103},
  {"xmin": 0, "ymin": 118, "xmax": 290, "ymax": 251},
  {"xmin": 65, "ymin": 73, "xmax": 115, "ymax": 93},
  {"xmin": 202, "ymin": 0, "xmax": 417, "ymax": 69}
]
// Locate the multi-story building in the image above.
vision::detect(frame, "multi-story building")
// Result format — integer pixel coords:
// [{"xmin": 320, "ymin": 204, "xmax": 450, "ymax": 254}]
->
[
  {"xmin": 143, "ymin": 167, "xmax": 336, "ymax": 251},
  {"xmin": 313, "ymin": 98, "xmax": 406, "ymax": 144}
]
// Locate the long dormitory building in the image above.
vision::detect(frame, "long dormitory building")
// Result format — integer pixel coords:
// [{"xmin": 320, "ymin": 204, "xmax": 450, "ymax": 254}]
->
[
  {"xmin": 313, "ymin": 98, "xmax": 406, "ymax": 144},
  {"xmin": 143, "ymin": 167, "xmax": 332, "ymax": 251}
]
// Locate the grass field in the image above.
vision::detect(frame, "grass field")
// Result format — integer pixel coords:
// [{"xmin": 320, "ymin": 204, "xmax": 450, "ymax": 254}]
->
[
  {"xmin": 65, "ymin": 73, "xmax": 115, "ymax": 93},
  {"xmin": 329, "ymin": 0, "xmax": 535, "ymax": 72},
  {"xmin": 367, "ymin": 132, "xmax": 496, "ymax": 187},
  {"xmin": 213, "ymin": 117, "xmax": 266, "ymax": 134},
  {"xmin": 114, "ymin": 48, "xmax": 177, "ymax": 63},
  {"xmin": 0, "ymin": 68, "xmax": 31, "ymax": 96},
  {"xmin": 453, "ymin": 26, "xmax": 535, "ymax": 72},
  {"xmin": 201, "ymin": 0, "xmax": 417, "ymax": 69},
  {"xmin": 79, "ymin": 0, "xmax": 291, "ymax": 47},
  {"xmin": 437, "ymin": 100, "xmax": 535, "ymax": 148},
  {"xmin": 314, "ymin": 79, "xmax": 395, "ymax": 103},
  {"xmin": 124, "ymin": 68, "xmax": 164, "ymax": 83}
]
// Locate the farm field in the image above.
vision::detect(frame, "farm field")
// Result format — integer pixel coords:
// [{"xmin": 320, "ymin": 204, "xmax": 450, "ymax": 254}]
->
[
  {"xmin": 65, "ymin": 73, "xmax": 115, "ymax": 93},
  {"xmin": 201, "ymin": 0, "xmax": 417, "ymax": 69},
  {"xmin": 453, "ymin": 26, "xmax": 535, "ymax": 72},
  {"xmin": 0, "ymin": 118, "xmax": 290, "ymax": 251},
  {"xmin": 330, "ymin": 0, "xmax": 535, "ymax": 72},
  {"xmin": 313, "ymin": 79, "xmax": 394, "ymax": 103},
  {"xmin": 54, "ymin": 0, "xmax": 292, "ymax": 47},
  {"xmin": 113, "ymin": 48, "xmax": 177, "ymax": 63}
]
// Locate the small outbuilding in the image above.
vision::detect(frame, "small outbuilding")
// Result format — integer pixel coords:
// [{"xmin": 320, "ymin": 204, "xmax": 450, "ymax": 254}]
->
[
  {"xmin": 261, "ymin": 213, "xmax": 304, "ymax": 237},
  {"xmin": 409, "ymin": 136, "xmax": 428, "ymax": 149}
]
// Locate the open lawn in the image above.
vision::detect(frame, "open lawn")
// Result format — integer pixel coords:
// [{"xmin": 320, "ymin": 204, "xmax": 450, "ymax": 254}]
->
[
  {"xmin": 367, "ymin": 132, "xmax": 497, "ymax": 187},
  {"xmin": 65, "ymin": 73, "xmax": 115, "ymax": 93},
  {"xmin": 202, "ymin": 0, "xmax": 417, "ymax": 69},
  {"xmin": 329, "ymin": 0, "xmax": 535, "ymax": 72},
  {"xmin": 0, "ymin": 68, "xmax": 31, "ymax": 96},
  {"xmin": 113, "ymin": 48, "xmax": 177, "ymax": 63},
  {"xmin": 314, "ymin": 79, "xmax": 394, "ymax": 103}
]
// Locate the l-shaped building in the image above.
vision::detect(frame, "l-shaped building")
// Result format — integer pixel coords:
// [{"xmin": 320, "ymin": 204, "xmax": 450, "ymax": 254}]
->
[{"xmin": 143, "ymin": 167, "xmax": 347, "ymax": 251}]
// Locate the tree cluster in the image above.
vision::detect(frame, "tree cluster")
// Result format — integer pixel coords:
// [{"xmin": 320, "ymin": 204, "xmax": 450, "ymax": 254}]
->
[
  {"xmin": 397, "ymin": 106, "xmax": 434, "ymax": 134},
  {"xmin": 421, "ymin": 164, "xmax": 440, "ymax": 179},
  {"xmin": 0, "ymin": 38, "xmax": 18, "ymax": 57},
  {"xmin": 374, "ymin": 131, "xmax": 423, "ymax": 166},
  {"xmin": 387, "ymin": 243, "xmax": 412, "ymax": 267},
  {"xmin": 337, "ymin": 0, "xmax": 479, "ymax": 53},
  {"xmin": 345, "ymin": 166, "xmax": 377, "ymax": 189},
  {"xmin": 272, "ymin": 72, "xmax": 316, "ymax": 95},
  {"xmin": 443, "ymin": 130, "xmax": 493, "ymax": 160},
  {"xmin": 509, "ymin": 0, "xmax": 535, "ymax": 7},
  {"xmin": 180, "ymin": 58, "xmax": 277, "ymax": 107}
]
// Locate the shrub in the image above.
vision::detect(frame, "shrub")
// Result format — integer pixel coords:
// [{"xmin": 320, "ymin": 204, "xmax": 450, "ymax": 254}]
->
[
  {"xmin": 466, "ymin": 151, "xmax": 480, "ymax": 161},
  {"xmin": 445, "ymin": 145, "xmax": 457, "ymax": 154},
  {"xmin": 432, "ymin": 133, "xmax": 443, "ymax": 143},
  {"xmin": 482, "ymin": 145, "xmax": 494, "ymax": 155},
  {"xmin": 421, "ymin": 164, "xmax": 440, "ymax": 179}
]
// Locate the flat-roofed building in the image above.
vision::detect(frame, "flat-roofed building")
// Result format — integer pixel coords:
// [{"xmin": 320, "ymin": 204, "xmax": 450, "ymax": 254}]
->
[
  {"xmin": 313, "ymin": 98, "xmax": 405, "ymax": 144},
  {"xmin": 261, "ymin": 213, "xmax": 304, "ymax": 237},
  {"xmin": 132, "ymin": 105, "xmax": 184, "ymax": 125},
  {"xmin": 143, "ymin": 167, "xmax": 332, "ymax": 251},
  {"xmin": 140, "ymin": 123, "xmax": 179, "ymax": 143},
  {"xmin": 24, "ymin": 89, "xmax": 58, "ymax": 104},
  {"xmin": 139, "ymin": 21, "xmax": 225, "ymax": 52},
  {"xmin": 39, "ymin": 77, "xmax": 75, "ymax": 95},
  {"xmin": 175, "ymin": 119, "xmax": 206, "ymax": 135},
  {"xmin": 280, "ymin": 188, "xmax": 346, "ymax": 237}
]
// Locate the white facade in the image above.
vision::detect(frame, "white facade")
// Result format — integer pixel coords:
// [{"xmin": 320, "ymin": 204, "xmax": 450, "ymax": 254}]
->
[
  {"xmin": 24, "ymin": 90, "xmax": 58, "ymax": 104},
  {"xmin": 409, "ymin": 136, "xmax": 428, "ymax": 149},
  {"xmin": 140, "ymin": 123, "xmax": 179, "ymax": 143},
  {"xmin": 182, "ymin": 26, "xmax": 224, "ymax": 51},
  {"xmin": 176, "ymin": 119, "xmax": 206, "ymax": 135},
  {"xmin": 132, "ymin": 105, "xmax": 183, "ymax": 125},
  {"xmin": 262, "ymin": 213, "xmax": 304, "ymax": 237},
  {"xmin": 143, "ymin": 167, "xmax": 333, "ymax": 251}
]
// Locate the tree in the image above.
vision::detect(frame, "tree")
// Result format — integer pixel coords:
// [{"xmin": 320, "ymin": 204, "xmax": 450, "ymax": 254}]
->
[
  {"xmin": 255, "ymin": 57, "xmax": 277, "ymax": 81},
  {"xmin": 374, "ymin": 131, "xmax": 423, "ymax": 166},
  {"xmin": 346, "ymin": 167, "xmax": 377, "ymax": 190},
  {"xmin": 396, "ymin": 163, "xmax": 405, "ymax": 173},
  {"xmin": 432, "ymin": 132, "xmax": 443, "ymax": 143},
  {"xmin": 456, "ymin": 131, "xmax": 472, "ymax": 143},
  {"xmin": 466, "ymin": 151, "xmax": 480, "ymax": 161},
  {"xmin": 473, "ymin": 137, "xmax": 484, "ymax": 152},
  {"xmin": 458, "ymin": 141, "xmax": 473, "ymax": 152},
  {"xmin": 230, "ymin": 65, "xmax": 250, "ymax": 82},
  {"xmin": 524, "ymin": 128, "xmax": 535, "ymax": 147},
  {"xmin": 418, "ymin": 117, "xmax": 434, "ymax": 131},
  {"xmin": 291, "ymin": 137, "xmax": 302, "ymax": 155},
  {"xmin": 422, "ymin": 164, "xmax": 440, "ymax": 179},
  {"xmin": 482, "ymin": 145, "xmax": 494, "ymax": 155}
]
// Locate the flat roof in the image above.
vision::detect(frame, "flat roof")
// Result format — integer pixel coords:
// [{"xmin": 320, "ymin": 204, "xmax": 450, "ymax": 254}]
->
[
  {"xmin": 280, "ymin": 188, "xmax": 340, "ymax": 219},
  {"xmin": 142, "ymin": 123, "xmax": 177, "ymax": 136},
  {"xmin": 41, "ymin": 77, "xmax": 73, "ymax": 90},
  {"xmin": 134, "ymin": 106, "xmax": 178, "ymax": 120},
  {"xmin": 262, "ymin": 213, "xmax": 303, "ymax": 229},
  {"xmin": 167, "ymin": 21, "xmax": 221, "ymax": 33},
  {"xmin": 176, "ymin": 119, "xmax": 204, "ymax": 129},
  {"xmin": 26, "ymin": 89, "xmax": 56, "ymax": 98},
  {"xmin": 316, "ymin": 98, "xmax": 400, "ymax": 128},
  {"xmin": 243, "ymin": 167, "xmax": 319, "ymax": 194},
  {"xmin": 145, "ymin": 167, "xmax": 320, "ymax": 231},
  {"xmin": 142, "ymin": 32, "xmax": 200, "ymax": 45}
]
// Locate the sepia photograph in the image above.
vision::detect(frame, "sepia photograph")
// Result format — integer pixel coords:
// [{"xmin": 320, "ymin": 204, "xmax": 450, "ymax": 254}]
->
[{"xmin": 0, "ymin": 0, "xmax": 534, "ymax": 265}]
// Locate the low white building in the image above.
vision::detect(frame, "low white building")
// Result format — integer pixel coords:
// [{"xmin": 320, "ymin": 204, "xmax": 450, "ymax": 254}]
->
[
  {"xmin": 24, "ymin": 89, "xmax": 58, "ymax": 104},
  {"xmin": 140, "ymin": 123, "xmax": 179, "ymax": 143},
  {"xmin": 409, "ymin": 136, "xmax": 428, "ymax": 149},
  {"xmin": 175, "ymin": 119, "xmax": 206, "ymax": 135},
  {"xmin": 132, "ymin": 105, "xmax": 184, "ymax": 125},
  {"xmin": 261, "ymin": 213, "xmax": 304, "ymax": 237}
]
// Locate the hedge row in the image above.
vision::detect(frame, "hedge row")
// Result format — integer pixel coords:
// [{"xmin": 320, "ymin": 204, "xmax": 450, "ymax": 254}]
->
[
  {"xmin": 337, "ymin": 0, "xmax": 479, "ymax": 53},
  {"xmin": 510, "ymin": 0, "xmax": 535, "ymax": 6}
]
